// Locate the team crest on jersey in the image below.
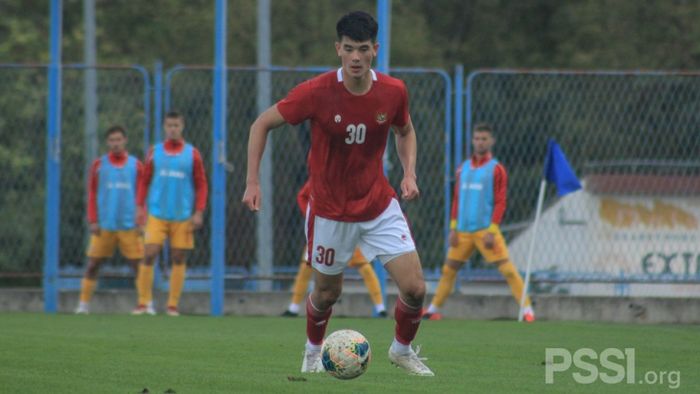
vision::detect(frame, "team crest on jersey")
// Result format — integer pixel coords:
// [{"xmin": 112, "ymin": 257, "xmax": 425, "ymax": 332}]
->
[
  {"xmin": 375, "ymin": 112, "xmax": 387, "ymax": 124},
  {"xmin": 334, "ymin": 114, "xmax": 342, "ymax": 123}
]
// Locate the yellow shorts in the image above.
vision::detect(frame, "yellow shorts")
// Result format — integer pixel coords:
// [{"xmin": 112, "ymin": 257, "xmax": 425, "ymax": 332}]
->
[
  {"xmin": 301, "ymin": 247, "xmax": 368, "ymax": 267},
  {"xmin": 144, "ymin": 215, "xmax": 194, "ymax": 249},
  {"xmin": 447, "ymin": 228, "xmax": 510, "ymax": 263},
  {"xmin": 86, "ymin": 229, "xmax": 144, "ymax": 260},
  {"xmin": 347, "ymin": 248, "xmax": 369, "ymax": 268}
]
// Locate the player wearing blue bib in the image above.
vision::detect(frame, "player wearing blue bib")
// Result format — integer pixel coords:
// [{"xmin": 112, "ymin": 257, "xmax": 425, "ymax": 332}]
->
[
  {"xmin": 132, "ymin": 111, "xmax": 208, "ymax": 316},
  {"xmin": 76, "ymin": 125, "xmax": 144, "ymax": 314},
  {"xmin": 423, "ymin": 123, "xmax": 535, "ymax": 322}
]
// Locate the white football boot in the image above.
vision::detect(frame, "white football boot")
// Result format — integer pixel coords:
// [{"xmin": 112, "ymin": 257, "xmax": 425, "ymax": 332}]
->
[
  {"xmin": 388, "ymin": 345, "xmax": 435, "ymax": 376},
  {"xmin": 300, "ymin": 347, "xmax": 324, "ymax": 373}
]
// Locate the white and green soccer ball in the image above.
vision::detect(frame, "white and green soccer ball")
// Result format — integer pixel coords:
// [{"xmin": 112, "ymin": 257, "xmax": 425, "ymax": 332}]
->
[{"xmin": 321, "ymin": 329, "xmax": 371, "ymax": 380}]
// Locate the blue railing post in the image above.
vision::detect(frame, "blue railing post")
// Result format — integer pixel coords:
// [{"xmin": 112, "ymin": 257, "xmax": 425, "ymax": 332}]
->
[
  {"xmin": 44, "ymin": 0, "xmax": 62, "ymax": 313},
  {"xmin": 151, "ymin": 61, "xmax": 166, "ymax": 291},
  {"xmin": 373, "ymin": 0, "xmax": 391, "ymax": 316},
  {"xmin": 153, "ymin": 61, "xmax": 163, "ymax": 142},
  {"xmin": 465, "ymin": 71, "xmax": 476, "ymax": 159},
  {"xmin": 210, "ymin": 0, "xmax": 227, "ymax": 316},
  {"xmin": 443, "ymin": 70, "xmax": 453, "ymax": 252},
  {"xmin": 454, "ymin": 64, "xmax": 464, "ymax": 170},
  {"xmin": 140, "ymin": 66, "xmax": 152, "ymax": 154}
]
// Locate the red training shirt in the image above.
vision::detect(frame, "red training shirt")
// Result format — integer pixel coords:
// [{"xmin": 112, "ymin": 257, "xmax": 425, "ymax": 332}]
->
[{"xmin": 277, "ymin": 68, "xmax": 409, "ymax": 222}]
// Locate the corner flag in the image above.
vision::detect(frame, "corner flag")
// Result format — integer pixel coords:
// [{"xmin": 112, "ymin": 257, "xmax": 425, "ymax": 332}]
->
[
  {"xmin": 544, "ymin": 139, "xmax": 582, "ymax": 196},
  {"xmin": 519, "ymin": 138, "xmax": 582, "ymax": 322}
]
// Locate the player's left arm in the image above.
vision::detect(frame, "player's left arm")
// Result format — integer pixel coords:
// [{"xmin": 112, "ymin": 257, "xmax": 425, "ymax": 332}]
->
[
  {"xmin": 135, "ymin": 159, "xmax": 146, "ymax": 230},
  {"xmin": 484, "ymin": 164, "xmax": 507, "ymax": 249},
  {"xmin": 243, "ymin": 105, "xmax": 290, "ymax": 211},
  {"xmin": 87, "ymin": 159, "xmax": 101, "ymax": 235},
  {"xmin": 191, "ymin": 148, "xmax": 208, "ymax": 230},
  {"xmin": 393, "ymin": 116, "xmax": 419, "ymax": 200}
]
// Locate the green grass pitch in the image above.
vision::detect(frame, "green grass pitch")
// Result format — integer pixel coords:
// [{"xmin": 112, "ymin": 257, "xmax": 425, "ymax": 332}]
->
[{"xmin": 0, "ymin": 313, "xmax": 697, "ymax": 393}]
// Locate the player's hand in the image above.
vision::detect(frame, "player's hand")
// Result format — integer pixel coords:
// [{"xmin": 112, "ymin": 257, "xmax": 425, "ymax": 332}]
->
[
  {"xmin": 483, "ymin": 232, "xmax": 495, "ymax": 250},
  {"xmin": 89, "ymin": 223, "xmax": 100, "ymax": 236},
  {"xmin": 400, "ymin": 175, "xmax": 420, "ymax": 200},
  {"xmin": 448, "ymin": 230, "xmax": 458, "ymax": 247},
  {"xmin": 242, "ymin": 183, "xmax": 261, "ymax": 211},
  {"xmin": 191, "ymin": 211, "xmax": 204, "ymax": 230},
  {"xmin": 136, "ymin": 206, "xmax": 147, "ymax": 227}
]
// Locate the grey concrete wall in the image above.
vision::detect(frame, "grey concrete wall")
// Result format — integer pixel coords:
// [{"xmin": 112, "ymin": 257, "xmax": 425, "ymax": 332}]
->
[{"xmin": 1, "ymin": 289, "xmax": 698, "ymax": 324}]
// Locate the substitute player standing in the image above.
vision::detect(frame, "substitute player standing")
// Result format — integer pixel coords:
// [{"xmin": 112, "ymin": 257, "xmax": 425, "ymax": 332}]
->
[
  {"xmin": 75, "ymin": 126, "xmax": 144, "ymax": 314},
  {"xmin": 423, "ymin": 123, "xmax": 535, "ymax": 322},
  {"xmin": 243, "ymin": 11, "xmax": 433, "ymax": 376},
  {"xmin": 132, "ymin": 111, "xmax": 208, "ymax": 316}
]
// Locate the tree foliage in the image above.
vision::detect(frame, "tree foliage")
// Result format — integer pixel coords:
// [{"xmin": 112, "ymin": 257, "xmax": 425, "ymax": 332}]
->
[
  {"xmin": 3, "ymin": 0, "xmax": 700, "ymax": 69},
  {"xmin": 2, "ymin": 0, "xmax": 699, "ymax": 272}
]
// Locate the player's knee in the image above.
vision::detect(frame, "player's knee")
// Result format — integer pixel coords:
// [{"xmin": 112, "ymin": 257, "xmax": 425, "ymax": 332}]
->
[
  {"xmin": 85, "ymin": 261, "xmax": 101, "ymax": 278},
  {"xmin": 496, "ymin": 260, "xmax": 515, "ymax": 278},
  {"xmin": 498, "ymin": 260, "xmax": 520, "ymax": 280},
  {"xmin": 315, "ymin": 285, "xmax": 341, "ymax": 306},
  {"xmin": 445, "ymin": 259, "xmax": 462, "ymax": 271},
  {"xmin": 143, "ymin": 246, "xmax": 160, "ymax": 262},
  {"xmin": 142, "ymin": 254, "xmax": 157, "ymax": 265},
  {"xmin": 403, "ymin": 281, "xmax": 426, "ymax": 304},
  {"xmin": 171, "ymin": 250, "xmax": 187, "ymax": 264}
]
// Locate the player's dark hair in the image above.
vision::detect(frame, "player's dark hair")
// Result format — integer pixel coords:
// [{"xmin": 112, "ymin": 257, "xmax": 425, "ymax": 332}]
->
[
  {"xmin": 105, "ymin": 125, "xmax": 126, "ymax": 139},
  {"xmin": 473, "ymin": 122, "xmax": 494, "ymax": 136},
  {"xmin": 164, "ymin": 111, "xmax": 185, "ymax": 123},
  {"xmin": 336, "ymin": 11, "xmax": 378, "ymax": 43}
]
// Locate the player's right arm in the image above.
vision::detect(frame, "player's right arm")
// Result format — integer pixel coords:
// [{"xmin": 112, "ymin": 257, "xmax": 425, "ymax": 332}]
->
[
  {"xmin": 448, "ymin": 165, "xmax": 463, "ymax": 247},
  {"xmin": 483, "ymin": 163, "xmax": 508, "ymax": 250},
  {"xmin": 242, "ymin": 105, "xmax": 288, "ymax": 211},
  {"xmin": 244, "ymin": 80, "xmax": 314, "ymax": 211},
  {"xmin": 87, "ymin": 159, "xmax": 101, "ymax": 235},
  {"xmin": 136, "ymin": 147, "xmax": 154, "ymax": 226}
]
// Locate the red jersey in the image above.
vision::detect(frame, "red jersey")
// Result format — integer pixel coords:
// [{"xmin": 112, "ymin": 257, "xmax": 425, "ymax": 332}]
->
[
  {"xmin": 277, "ymin": 68, "xmax": 410, "ymax": 222},
  {"xmin": 296, "ymin": 180, "xmax": 312, "ymax": 217}
]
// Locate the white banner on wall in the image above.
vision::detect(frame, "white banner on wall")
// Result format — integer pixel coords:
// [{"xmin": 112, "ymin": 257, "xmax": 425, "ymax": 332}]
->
[{"xmin": 509, "ymin": 191, "xmax": 700, "ymax": 280}]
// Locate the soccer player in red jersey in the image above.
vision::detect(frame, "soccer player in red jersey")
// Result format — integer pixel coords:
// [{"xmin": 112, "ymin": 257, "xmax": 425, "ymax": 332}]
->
[{"xmin": 243, "ymin": 11, "xmax": 433, "ymax": 376}]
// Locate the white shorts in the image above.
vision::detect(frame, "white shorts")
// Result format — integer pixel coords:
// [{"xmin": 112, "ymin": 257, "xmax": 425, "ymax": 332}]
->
[{"xmin": 305, "ymin": 198, "xmax": 417, "ymax": 275}]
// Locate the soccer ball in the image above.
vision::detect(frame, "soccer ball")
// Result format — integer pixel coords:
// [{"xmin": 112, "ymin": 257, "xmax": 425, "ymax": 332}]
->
[{"xmin": 321, "ymin": 329, "xmax": 371, "ymax": 379}]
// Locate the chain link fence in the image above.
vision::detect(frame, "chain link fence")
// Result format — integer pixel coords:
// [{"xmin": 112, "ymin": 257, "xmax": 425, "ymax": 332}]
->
[
  {"xmin": 0, "ymin": 65, "xmax": 150, "ymax": 281},
  {"xmin": 166, "ymin": 66, "xmax": 451, "ymax": 275},
  {"xmin": 0, "ymin": 66, "xmax": 47, "ymax": 278},
  {"xmin": 7, "ymin": 64, "xmax": 699, "ymax": 290},
  {"xmin": 467, "ymin": 70, "xmax": 700, "ymax": 284}
]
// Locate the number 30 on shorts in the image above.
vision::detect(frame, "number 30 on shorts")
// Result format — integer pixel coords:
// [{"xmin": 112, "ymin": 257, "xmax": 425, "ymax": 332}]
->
[{"xmin": 315, "ymin": 246, "xmax": 336, "ymax": 266}]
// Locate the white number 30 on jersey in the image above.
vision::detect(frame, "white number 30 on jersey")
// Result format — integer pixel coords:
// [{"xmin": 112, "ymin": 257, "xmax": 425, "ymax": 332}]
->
[{"xmin": 345, "ymin": 123, "xmax": 367, "ymax": 144}]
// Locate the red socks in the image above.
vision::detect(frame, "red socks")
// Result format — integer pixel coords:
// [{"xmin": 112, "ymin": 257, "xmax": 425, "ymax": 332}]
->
[
  {"xmin": 305, "ymin": 296, "xmax": 423, "ymax": 346},
  {"xmin": 306, "ymin": 296, "xmax": 332, "ymax": 345},
  {"xmin": 394, "ymin": 297, "xmax": 422, "ymax": 345}
]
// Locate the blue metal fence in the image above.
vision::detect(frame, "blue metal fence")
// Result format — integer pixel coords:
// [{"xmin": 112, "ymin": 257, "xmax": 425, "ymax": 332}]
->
[
  {"xmin": 464, "ymin": 69, "xmax": 700, "ymax": 284},
  {"xmin": 163, "ymin": 65, "xmax": 453, "ymax": 287},
  {"xmin": 6, "ymin": 61, "xmax": 700, "ymax": 315}
]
